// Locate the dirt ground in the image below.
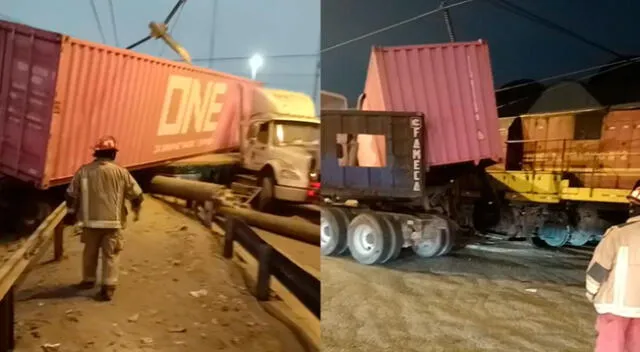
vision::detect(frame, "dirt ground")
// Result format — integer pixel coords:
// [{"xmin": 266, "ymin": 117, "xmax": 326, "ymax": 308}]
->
[
  {"xmin": 12, "ymin": 197, "xmax": 305, "ymax": 352},
  {"xmin": 321, "ymin": 240, "xmax": 597, "ymax": 352}
]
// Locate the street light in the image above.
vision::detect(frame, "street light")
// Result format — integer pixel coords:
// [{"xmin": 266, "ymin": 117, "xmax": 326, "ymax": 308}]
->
[{"xmin": 249, "ymin": 53, "xmax": 264, "ymax": 80}]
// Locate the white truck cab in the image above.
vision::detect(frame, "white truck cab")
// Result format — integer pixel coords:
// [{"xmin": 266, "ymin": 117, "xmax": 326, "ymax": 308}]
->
[{"xmin": 242, "ymin": 88, "xmax": 320, "ymax": 211}]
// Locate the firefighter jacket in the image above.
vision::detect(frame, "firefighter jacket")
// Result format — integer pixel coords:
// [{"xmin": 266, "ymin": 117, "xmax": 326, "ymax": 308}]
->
[
  {"xmin": 586, "ymin": 215, "xmax": 640, "ymax": 318},
  {"xmin": 66, "ymin": 158, "xmax": 142, "ymax": 229}
]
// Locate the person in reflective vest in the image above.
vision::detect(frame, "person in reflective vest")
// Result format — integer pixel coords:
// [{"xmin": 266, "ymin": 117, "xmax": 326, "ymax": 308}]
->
[
  {"xmin": 586, "ymin": 186, "xmax": 640, "ymax": 352},
  {"xmin": 63, "ymin": 136, "xmax": 143, "ymax": 301}
]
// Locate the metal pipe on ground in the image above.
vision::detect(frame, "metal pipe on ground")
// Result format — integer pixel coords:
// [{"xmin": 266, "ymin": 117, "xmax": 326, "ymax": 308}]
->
[
  {"xmin": 149, "ymin": 176, "xmax": 319, "ymax": 245},
  {"xmin": 149, "ymin": 175, "xmax": 226, "ymax": 202},
  {"xmin": 218, "ymin": 206, "xmax": 319, "ymax": 245}
]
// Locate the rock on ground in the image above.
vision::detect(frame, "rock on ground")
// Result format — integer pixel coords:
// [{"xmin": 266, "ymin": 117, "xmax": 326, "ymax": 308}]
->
[{"xmin": 12, "ymin": 197, "xmax": 305, "ymax": 352}]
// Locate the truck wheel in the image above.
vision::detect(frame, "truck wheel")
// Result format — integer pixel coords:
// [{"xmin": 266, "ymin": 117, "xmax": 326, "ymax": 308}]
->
[
  {"xmin": 411, "ymin": 228, "xmax": 445, "ymax": 258},
  {"xmin": 320, "ymin": 207, "xmax": 351, "ymax": 256},
  {"xmin": 436, "ymin": 225, "xmax": 455, "ymax": 257},
  {"xmin": 347, "ymin": 213, "xmax": 393, "ymax": 265},
  {"xmin": 381, "ymin": 217, "xmax": 404, "ymax": 263},
  {"xmin": 256, "ymin": 176, "xmax": 276, "ymax": 213}
]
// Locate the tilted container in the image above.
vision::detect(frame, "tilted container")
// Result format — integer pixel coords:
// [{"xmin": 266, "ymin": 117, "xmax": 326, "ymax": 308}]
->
[
  {"xmin": 361, "ymin": 40, "xmax": 502, "ymax": 168},
  {"xmin": 0, "ymin": 20, "xmax": 260, "ymax": 189}
]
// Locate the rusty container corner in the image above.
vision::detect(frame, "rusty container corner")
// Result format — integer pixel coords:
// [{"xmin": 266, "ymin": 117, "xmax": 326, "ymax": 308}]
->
[
  {"xmin": 0, "ymin": 19, "xmax": 262, "ymax": 189},
  {"xmin": 361, "ymin": 40, "xmax": 502, "ymax": 168}
]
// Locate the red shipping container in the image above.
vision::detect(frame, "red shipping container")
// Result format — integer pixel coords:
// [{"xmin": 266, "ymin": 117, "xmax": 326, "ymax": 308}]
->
[
  {"xmin": 0, "ymin": 20, "xmax": 260, "ymax": 189},
  {"xmin": 361, "ymin": 40, "xmax": 502, "ymax": 167}
]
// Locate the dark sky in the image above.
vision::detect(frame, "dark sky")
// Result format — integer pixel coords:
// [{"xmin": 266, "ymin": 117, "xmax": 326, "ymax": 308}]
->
[{"xmin": 321, "ymin": 0, "xmax": 640, "ymax": 105}]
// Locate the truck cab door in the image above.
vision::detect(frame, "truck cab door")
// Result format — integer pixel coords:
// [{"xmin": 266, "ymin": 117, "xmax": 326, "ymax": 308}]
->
[{"xmin": 245, "ymin": 121, "xmax": 270, "ymax": 171}]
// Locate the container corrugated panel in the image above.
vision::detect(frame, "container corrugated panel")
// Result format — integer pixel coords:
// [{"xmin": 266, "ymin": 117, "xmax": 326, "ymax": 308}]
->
[
  {"xmin": 362, "ymin": 40, "xmax": 502, "ymax": 167},
  {"xmin": 0, "ymin": 20, "xmax": 261, "ymax": 189},
  {"xmin": 0, "ymin": 21, "xmax": 62, "ymax": 186}
]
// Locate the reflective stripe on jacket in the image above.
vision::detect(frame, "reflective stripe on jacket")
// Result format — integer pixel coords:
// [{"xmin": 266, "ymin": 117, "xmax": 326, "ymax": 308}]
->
[
  {"xmin": 66, "ymin": 159, "xmax": 142, "ymax": 229},
  {"xmin": 587, "ymin": 215, "xmax": 640, "ymax": 318}
]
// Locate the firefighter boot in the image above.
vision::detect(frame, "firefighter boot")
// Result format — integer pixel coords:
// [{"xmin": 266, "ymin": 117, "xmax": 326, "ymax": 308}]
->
[{"xmin": 98, "ymin": 285, "xmax": 116, "ymax": 301}]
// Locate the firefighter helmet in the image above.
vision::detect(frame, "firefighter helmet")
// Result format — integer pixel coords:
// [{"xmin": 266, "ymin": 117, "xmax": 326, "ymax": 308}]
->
[
  {"xmin": 627, "ymin": 187, "xmax": 640, "ymax": 205},
  {"xmin": 93, "ymin": 136, "xmax": 119, "ymax": 151}
]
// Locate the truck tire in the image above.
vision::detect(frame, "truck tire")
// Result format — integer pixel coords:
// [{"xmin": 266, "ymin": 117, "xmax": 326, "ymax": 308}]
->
[
  {"xmin": 347, "ymin": 213, "xmax": 393, "ymax": 265},
  {"xmin": 320, "ymin": 207, "xmax": 351, "ymax": 256},
  {"xmin": 411, "ymin": 221, "xmax": 451, "ymax": 258},
  {"xmin": 256, "ymin": 175, "xmax": 276, "ymax": 213},
  {"xmin": 381, "ymin": 216, "xmax": 404, "ymax": 263}
]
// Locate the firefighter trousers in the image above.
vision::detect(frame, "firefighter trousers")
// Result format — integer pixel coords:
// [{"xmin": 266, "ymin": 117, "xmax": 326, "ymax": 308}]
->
[
  {"xmin": 81, "ymin": 228, "xmax": 124, "ymax": 286},
  {"xmin": 595, "ymin": 313, "xmax": 640, "ymax": 352}
]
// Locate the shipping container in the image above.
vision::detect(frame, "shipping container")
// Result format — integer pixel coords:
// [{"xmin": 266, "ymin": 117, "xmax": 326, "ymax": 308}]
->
[
  {"xmin": 361, "ymin": 40, "xmax": 502, "ymax": 167},
  {"xmin": 0, "ymin": 20, "xmax": 260, "ymax": 189}
]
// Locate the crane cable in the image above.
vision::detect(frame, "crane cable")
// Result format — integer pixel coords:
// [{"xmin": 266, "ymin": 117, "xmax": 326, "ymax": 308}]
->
[
  {"xmin": 89, "ymin": 0, "xmax": 107, "ymax": 44},
  {"xmin": 107, "ymin": 0, "xmax": 120, "ymax": 47}
]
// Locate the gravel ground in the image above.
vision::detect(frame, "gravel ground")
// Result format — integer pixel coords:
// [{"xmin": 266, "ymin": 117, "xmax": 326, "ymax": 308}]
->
[
  {"xmin": 321, "ymin": 240, "xmax": 596, "ymax": 352},
  {"xmin": 12, "ymin": 197, "xmax": 305, "ymax": 352}
]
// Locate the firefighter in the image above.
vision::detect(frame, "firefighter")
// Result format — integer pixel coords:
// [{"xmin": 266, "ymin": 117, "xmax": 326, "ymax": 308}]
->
[
  {"xmin": 586, "ymin": 186, "xmax": 640, "ymax": 352},
  {"xmin": 63, "ymin": 136, "xmax": 143, "ymax": 301}
]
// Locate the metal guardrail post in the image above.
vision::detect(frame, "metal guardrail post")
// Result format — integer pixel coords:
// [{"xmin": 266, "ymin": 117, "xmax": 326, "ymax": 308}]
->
[
  {"xmin": 256, "ymin": 244, "xmax": 273, "ymax": 301},
  {"xmin": 0, "ymin": 287, "xmax": 15, "ymax": 352},
  {"xmin": 223, "ymin": 218, "xmax": 237, "ymax": 258},
  {"xmin": 54, "ymin": 223, "xmax": 64, "ymax": 261},
  {"xmin": 203, "ymin": 200, "xmax": 214, "ymax": 228}
]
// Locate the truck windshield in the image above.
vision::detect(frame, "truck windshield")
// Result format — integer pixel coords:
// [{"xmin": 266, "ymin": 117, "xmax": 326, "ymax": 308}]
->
[{"xmin": 274, "ymin": 121, "xmax": 319, "ymax": 146}]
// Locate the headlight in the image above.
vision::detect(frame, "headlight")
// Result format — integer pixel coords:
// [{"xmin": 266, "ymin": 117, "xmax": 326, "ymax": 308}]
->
[{"xmin": 280, "ymin": 169, "xmax": 300, "ymax": 180}]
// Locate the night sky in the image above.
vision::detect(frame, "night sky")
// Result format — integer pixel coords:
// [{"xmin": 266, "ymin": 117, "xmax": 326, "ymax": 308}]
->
[{"xmin": 321, "ymin": 0, "xmax": 640, "ymax": 105}]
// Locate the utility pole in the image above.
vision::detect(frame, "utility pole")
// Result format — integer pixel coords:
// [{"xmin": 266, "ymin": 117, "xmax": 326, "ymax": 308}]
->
[
  {"xmin": 208, "ymin": 0, "xmax": 218, "ymax": 68},
  {"xmin": 312, "ymin": 33, "xmax": 321, "ymax": 105},
  {"xmin": 440, "ymin": 1, "xmax": 456, "ymax": 42}
]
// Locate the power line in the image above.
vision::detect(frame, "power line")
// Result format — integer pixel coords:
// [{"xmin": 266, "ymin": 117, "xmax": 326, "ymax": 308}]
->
[
  {"xmin": 89, "ymin": 0, "xmax": 107, "ymax": 44},
  {"xmin": 486, "ymin": 0, "xmax": 623, "ymax": 58},
  {"xmin": 495, "ymin": 57, "xmax": 640, "ymax": 93},
  {"xmin": 320, "ymin": 0, "xmax": 475, "ymax": 53},
  {"xmin": 497, "ymin": 57, "xmax": 640, "ymax": 109},
  {"xmin": 107, "ymin": 0, "xmax": 119, "ymax": 47}
]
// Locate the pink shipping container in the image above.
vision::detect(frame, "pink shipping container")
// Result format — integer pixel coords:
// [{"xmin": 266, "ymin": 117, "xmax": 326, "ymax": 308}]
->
[
  {"xmin": 361, "ymin": 40, "xmax": 502, "ymax": 168},
  {"xmin": 0, "ymin": 20, "xmax": 260, "ymax": 189}
]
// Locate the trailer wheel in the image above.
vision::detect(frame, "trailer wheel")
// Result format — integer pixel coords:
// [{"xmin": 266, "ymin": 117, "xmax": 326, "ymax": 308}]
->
[
  {"xmin": 256, "ymin": 175, "xmax": 276, "ymax": 213},
  {"xmin": 321, "ymin": 207, "xmax": 351, "ymax": 256},
  {"xmin": 347, "ymin": 213, "xmax": 393, "ymax": 265},
  {"xmin": 381, "ymin": 217, "xmax": 404, "ymax": 263},
  {"xmin": 436, "ymin": 226, "xmax": 455, "ymax": 257},
  {"xmin": 412, "ymin": 224, "xmax": 450, "ymax": 258}
]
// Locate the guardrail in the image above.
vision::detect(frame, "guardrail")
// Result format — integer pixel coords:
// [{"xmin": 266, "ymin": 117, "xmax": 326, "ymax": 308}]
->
[
  {"xmin": 222, "ymin": 216, "xmax": 321, "ymax": 318},
  {"xmin": 0, "ymin": 204, "xmax": 67, "ymax": 352}
]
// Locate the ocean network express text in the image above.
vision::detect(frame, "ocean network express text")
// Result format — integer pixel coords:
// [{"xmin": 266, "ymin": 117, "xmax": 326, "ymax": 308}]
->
[{"xmin": 153, "ymin": 75, "xmax": 228, "ymax": 154}]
